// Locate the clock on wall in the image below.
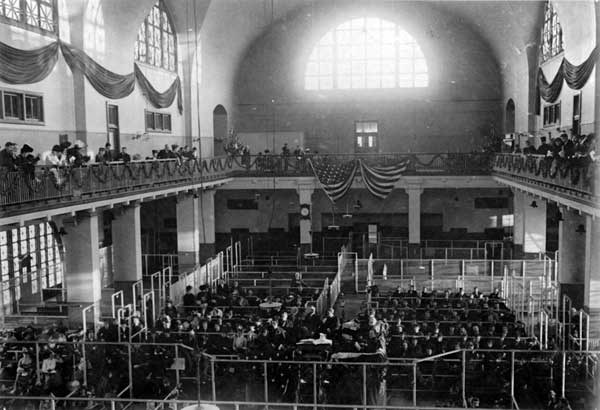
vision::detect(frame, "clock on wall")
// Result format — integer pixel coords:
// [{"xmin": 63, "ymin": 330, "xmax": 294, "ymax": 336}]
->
[{"xmin": 300, "ymin": 204, "xmax": 310, "ymax": 219}]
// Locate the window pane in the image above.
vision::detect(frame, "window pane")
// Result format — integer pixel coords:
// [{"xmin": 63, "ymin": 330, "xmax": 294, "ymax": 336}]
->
[
  {"xmin": 135, "ymin": 1, "xmax": 177, "ymax": 71},
  {"xmin": 305, "ymin": 17, "xmax": 427, "ymax": 90}
]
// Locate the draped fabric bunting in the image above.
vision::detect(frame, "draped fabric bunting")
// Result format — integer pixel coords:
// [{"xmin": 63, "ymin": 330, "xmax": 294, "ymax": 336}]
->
[
  {"xmin": 134, "ymin": 64, "xmax": 183, "ymax": 114},
  {"xmin": 309, "ymin": 158, "xmax": 409, "ymax": 202},
  {"xmin": 0, "ymin": 39, "xmax": 183, "ymax": 111},
  {"xmin": 538, "ymin": 46, "xmax": 599, "ymax": 103},
  {"xmin": 59, "ymin": 42, "xmax": 135, "ymax": 99},
  {"xmin": 308, "ymin": 158, "xmax": 358, "ymax": 202},
  {"xmin": 359, "ymin": 159, "xmax": 409, "ymax": 199},
  {"xmin": 0, "ymin": 41, "xmax": 59, "ymax": 84}
]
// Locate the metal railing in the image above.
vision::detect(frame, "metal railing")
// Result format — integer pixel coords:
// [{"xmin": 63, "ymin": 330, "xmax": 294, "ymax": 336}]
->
[
  {"xmin": 493, "ymin": 153, "xmax": 599, "ymax": 199},
  {"xmin": 0, "ymin": 157, "xmax": 235, "ymax": 212}
]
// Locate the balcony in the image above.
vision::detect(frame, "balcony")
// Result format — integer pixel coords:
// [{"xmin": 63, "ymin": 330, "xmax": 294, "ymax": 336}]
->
[
  {"xmin": 230, "ymin": 152, "xmax": 493, "ymax": 177},
  {"xmin": 1, "ymin": 152, "xmax": 493, "ymax": 218},
  {"xmin": 492, "ymin": 153, "xmax": 599, "ymax": 206},
  {"xmin": 0, "ymin": 157, "xmax": 234, "ymax": 218}
]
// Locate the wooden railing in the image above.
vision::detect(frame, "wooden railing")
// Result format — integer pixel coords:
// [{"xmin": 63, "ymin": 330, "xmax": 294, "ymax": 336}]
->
[{"xmin": 493, "ymin": 153, "xmax": 599, "ymax": 200}]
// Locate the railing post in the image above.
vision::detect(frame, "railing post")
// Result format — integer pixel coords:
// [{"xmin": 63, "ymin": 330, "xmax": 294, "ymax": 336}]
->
[
  {"xmin": 510, "ymin": 351, "xmax": 515, "ymax": 401},
  {"xmin": 264, "ymin": 361, "xmax": 269, "ymax": 409},
  {"xmin": 561, "ymin": 351, "xmax": 566, "ymax": 398},
  {"xmin": 314, "ymin": 362, "xmax": 318, "ymax": 410},
  {"xmin": 175, "ymin": 345, "xmax": 180, "ymax": 385},
  {"xmin": 412, "ymin": 363, "xmax": 417, "ymax": 406},
  {"xmin": 462, "ymin": 350, "xmax": 466, "ymax": 406},
  {"xmin": 211, "ymin": 357, "xmax": 216, "ymax": 401},
  {"xmin": 491, "ymin": 260, "xmax": 495, "ymax": 293},
  {"xmin": 128, "ymin": 343, "xmax": 133, "ymax": 399},
  {"xmin": 363, "ymin": 364, "xmax": 368, "ymax": 410}
]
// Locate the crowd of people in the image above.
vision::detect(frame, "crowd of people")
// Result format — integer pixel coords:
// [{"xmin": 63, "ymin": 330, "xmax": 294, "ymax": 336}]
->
[
  {"xmin": 0, "ymin": 269, "xmax": 587, "ymax": 409},
  {"xmin": 510, "ymin": 129, "xmax": 597, "ymax": 166}
]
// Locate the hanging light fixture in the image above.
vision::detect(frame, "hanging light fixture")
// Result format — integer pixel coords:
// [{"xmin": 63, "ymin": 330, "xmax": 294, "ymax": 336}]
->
[{"xmin": 530, "ymin": 200, "xmax": 538, "ymax": 208}]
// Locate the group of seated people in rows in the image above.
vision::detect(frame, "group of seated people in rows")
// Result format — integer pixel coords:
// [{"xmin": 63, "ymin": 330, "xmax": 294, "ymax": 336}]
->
[{"xmin": 0, "ymin": 276, "xmax": 582, "ymax": 409}]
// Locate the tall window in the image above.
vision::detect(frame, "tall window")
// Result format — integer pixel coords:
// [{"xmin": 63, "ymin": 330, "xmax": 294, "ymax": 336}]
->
[
  {"xmin": 0, "ymin": 0, "xmax": 57, "ymax": 34},
  {"xmin": 355, "ymin": 121, "xmax": 379, "ymax": 153},
  {"xmin": 541, "ymin": 2, "xmax": 563, "ymax": 62},
  {"xmin": 0, "ymin": 223, "xmax": 63, "ymax": 315},
  {"xmin": 305, "ymin": 17, "xmax": 428, "ymax": 90},
  {"xmin": 135, "ymin": 1, "xmax": 177, "ymax": 72}
]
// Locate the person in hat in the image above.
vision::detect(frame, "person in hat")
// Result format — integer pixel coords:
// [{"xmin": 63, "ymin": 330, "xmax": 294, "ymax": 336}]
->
[
  {"xmin": 116, "ymin": 146, "xmax": 131, "ymax": 162},
  {"xmin": 16, "ymin": 144, "xmax": 40, "ymax": 180},
  {"xmin": 537, "ymin": 136, "xmax": 552, "ymax": 155}
]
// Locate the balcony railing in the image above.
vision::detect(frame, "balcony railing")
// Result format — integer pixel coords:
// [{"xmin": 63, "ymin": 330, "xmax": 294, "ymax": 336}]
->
[
  {"xmin": 493, "ymin": 153, "xmax": 599, "ymax": 200},
  {"xmin": 230, "ymin": 152, "xmax": 493, "ymax": 176},
  {"xmin": 1, "ymin": 153, "xmax": 493, "ymax": 215},
  {"xmin": 0, "ymin": 157, "xmax": 235, "ymax": 215}
]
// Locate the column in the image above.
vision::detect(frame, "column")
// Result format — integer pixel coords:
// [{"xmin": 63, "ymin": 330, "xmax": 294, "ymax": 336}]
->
[
  {"xmin": 63, "ymin": 212, "xmax": 101, "ymax": 327},
  {"xmin": 522, "ymin": 196, "xmax": 547, "ymax": 254},
  {"xmin": 198, "ymin": 190, "xmax": 216, "ymax": 264},
  {"xmin": 297, "ymin": 184, "xmax": 314, "ymax": 255},
  {"xmin": 112, "ymin": 202, "xmax": 143, "ymax": 301},
  {"xmin": 584, "ymin": 215, "xmax": 600, "ymax": 337},
  {"xmin": 176, "ymin": 193, "xmax": 200, "ymax": 270},
  {"xmin": 512, "ymin": 191, "xmax": 525, "ymax": 258},
  {"xmin": 406, "ymin": 185, "xmax": 423, "ymax": 258},
  {"xmin": 558, "ymin": 208, "xmax": 586, "ymax": 284}
]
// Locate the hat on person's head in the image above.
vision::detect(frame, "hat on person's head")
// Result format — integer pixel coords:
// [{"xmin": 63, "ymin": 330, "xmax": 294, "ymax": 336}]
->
[
  {"xmin": 20, "ymin": 144, "xmax": 34, "ymax": 154},
  {"xmin": 541, "ymin": 136, "xmax": 547, "ymax": 142},
  {"xmin": 59, "ymin": 141, "xmax": 71, "ymax": 150},
  {"xmin": 4, "ymin": 142, "xmax": 15, "ymax": 148}
]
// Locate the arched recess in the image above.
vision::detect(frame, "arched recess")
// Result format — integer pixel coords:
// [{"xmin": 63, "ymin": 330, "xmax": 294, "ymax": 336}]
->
[
  {"xmin": 213, "ymin": 105, "xmax": 228, "ymax": 155},
  {"xmin": 505, "ymin": 99, "xmax": 516, "ymax": 134}
]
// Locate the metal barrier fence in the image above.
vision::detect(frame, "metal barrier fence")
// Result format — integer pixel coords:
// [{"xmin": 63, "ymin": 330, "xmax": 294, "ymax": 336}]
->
[{"xmin": 202, "ymin": 349, "xmax": 600, "ymax": 409}]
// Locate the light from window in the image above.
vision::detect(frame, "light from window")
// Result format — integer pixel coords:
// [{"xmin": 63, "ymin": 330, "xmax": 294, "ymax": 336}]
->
[
  {"xmin": 0, "ymin": 0, "xmax": 56, "ymax": 33},
  {"xmin": 305, "ymin": 18, "xmax": 428, "ymax": 90},
  {"xmin": 145, "ymin": 110, "xmax": 172, "ymax": 132},
  {"xmin": 355, "ymin": 120, "xmax": 379, "ymax": 152},
  {"xmin": 135, "ymin": 1, "xmax": 177, "ymax": 71},
  {"xmin": 502, "ymin": 214, "xmax": 514, "ymax": 227},
  {"xmin": 541, "ymin": 2, "xmax": 563, "ymax": 62}
]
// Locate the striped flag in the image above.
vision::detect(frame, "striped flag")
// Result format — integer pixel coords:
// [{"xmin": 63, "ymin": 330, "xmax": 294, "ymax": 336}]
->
[
  {"xmin": 359, "ymin": 159, "xmax": 409, "ymax": 199},
  {"xmin": 308, "ymin": 158, "xmax": 358, "ymax": 202}
]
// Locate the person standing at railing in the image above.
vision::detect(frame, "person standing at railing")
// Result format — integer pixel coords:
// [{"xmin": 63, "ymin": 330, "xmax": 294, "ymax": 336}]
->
[{"xmin": 0, "ymin": 142, "xmax": 17, "ymax": 171}]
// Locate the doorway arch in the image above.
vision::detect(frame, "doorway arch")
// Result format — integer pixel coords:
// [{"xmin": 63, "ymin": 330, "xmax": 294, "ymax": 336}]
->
[
  {"xmin": 505, "ymin": 99, "xmax": 515, "ymax": 134},
  {"xmin": 213, "ymin": 105, "xmax": 228, "ymax": 156}
]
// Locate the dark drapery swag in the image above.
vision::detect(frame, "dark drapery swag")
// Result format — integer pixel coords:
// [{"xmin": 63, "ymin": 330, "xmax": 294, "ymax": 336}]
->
[
  {"xmin": 0, "ymin": 41, "xmax": 60, "ymax": 84},
  {"xmin": 59, "ymin": 42, "xmax": 135, "ymax": 99},
  {"xmin": 134, "ymin": 64, "xmax": 183, "ymax": 113},
  {"xmin": 538, "ymin": 46, "xmax": 599, "ymax": 103},
  {"xmin": 0, "ymin": 39, "xmax": 183, "ymax": 112}
]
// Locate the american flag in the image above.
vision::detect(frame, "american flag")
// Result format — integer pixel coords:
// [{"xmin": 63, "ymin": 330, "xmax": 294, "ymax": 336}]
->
[
  {"xmin": 359, "ymin": 159, "xmax": 409, "ymax": 199},
  {"xmin": 308, "ymin": 158, "xmax": 358, "ymax": 202}
]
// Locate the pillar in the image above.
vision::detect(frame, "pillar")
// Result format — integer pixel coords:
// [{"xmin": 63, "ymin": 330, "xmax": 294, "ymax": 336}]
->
[
  {"xmin": 584, "ymin": 215, "xmax": 600, "ymax": 337},
  {"xmin": 512, "ymin": 191, "xmax": 525, "ymax": 257},
  {"xmin": 176, "ymin": 193, "xmax": 200, "ymax": 270},
  {"xmin": 297, "ymin": 184, "xmax": 314, "ymax": 255},
  {"xmin": 558, "ymin": 208, "xmax": 586, "ymax": 284},
  {"xmin": 522, "ymin": 196, "xmax": 546, "ymax": 254},
  {"xmin": 407, "ymin": 185, "xmax": 423, "ymax": 258},
  {"xmin": 112, "ymin": 202, "xmax": 143, "ymax": 301},
  {"xmin": 63, "ymin": 212, "xmax": 101, "ymax": 327},
  {"xmin": 198, "ymin": 190, "xmax": 216, "ymax": 263}
]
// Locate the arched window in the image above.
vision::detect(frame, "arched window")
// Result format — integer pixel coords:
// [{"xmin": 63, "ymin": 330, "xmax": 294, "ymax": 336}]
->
[
  {"xmin": 541, "ymin": 1, "xmax": 563, "ymax": 62},
  {"xmin": 305, "ymin": 17, "xmax": 428, "ymax": 90},
  {"xmin": 135, "ymin": 1, "xmax": 177, "ymax": 71}
]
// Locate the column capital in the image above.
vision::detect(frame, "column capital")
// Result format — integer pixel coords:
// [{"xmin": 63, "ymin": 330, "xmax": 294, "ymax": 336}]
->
[
  {"xmin": 405, "ymin": 185, "xmax": 423, "ymax": 196},
  {"xmin": 296, "ymin": 182, "xmax": 315, "ymax": 204}
]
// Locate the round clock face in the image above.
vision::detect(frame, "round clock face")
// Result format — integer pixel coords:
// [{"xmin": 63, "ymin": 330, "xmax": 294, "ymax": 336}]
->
[{"xmin": 300, "ymin": 206, "xmax": 310, "ymax": 217}]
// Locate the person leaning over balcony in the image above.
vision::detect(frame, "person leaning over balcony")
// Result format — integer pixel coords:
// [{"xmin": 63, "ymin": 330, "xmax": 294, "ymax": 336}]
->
[
  {"xmin": 0, "ymin": 141, "xmax": 18, "ymax": 170},
  {"xmin": 95, "ymin": 147, "xmax": 107, "ymax": 163},
  {"xmin": 116, "ymin": 146, "xmax": 131, "ymax": 163},
  {"xmin": 522, "ymin": 139, "xmax": 536, "ymax": 155},
  {"xmin": 537, "ymin": 136, "xmax": 552, "ymax": 156},
  {"xmin": 15, "ymin": 144, "xmax": 40, "ymax": 181}
]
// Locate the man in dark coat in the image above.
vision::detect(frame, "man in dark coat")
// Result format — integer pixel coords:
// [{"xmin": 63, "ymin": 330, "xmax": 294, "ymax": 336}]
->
[{"xmin": 0, "ymin": 142, "xmax": 18, "ymax": 170}]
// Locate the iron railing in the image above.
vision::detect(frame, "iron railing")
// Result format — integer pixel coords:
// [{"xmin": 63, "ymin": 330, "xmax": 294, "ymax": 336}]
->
[{"xmin": 493, "ymin": 153, "xmax": 599, "ymax": 199}]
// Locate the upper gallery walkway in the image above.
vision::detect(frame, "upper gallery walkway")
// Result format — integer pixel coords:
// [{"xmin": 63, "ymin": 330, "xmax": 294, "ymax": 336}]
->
[
  {"xmin": 493, "ymin": 153, "xmax": 599, "ymax": 217},
  {"xmin": 1, "ymin": 152, "xmax": 597, "ymax": 222}
]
